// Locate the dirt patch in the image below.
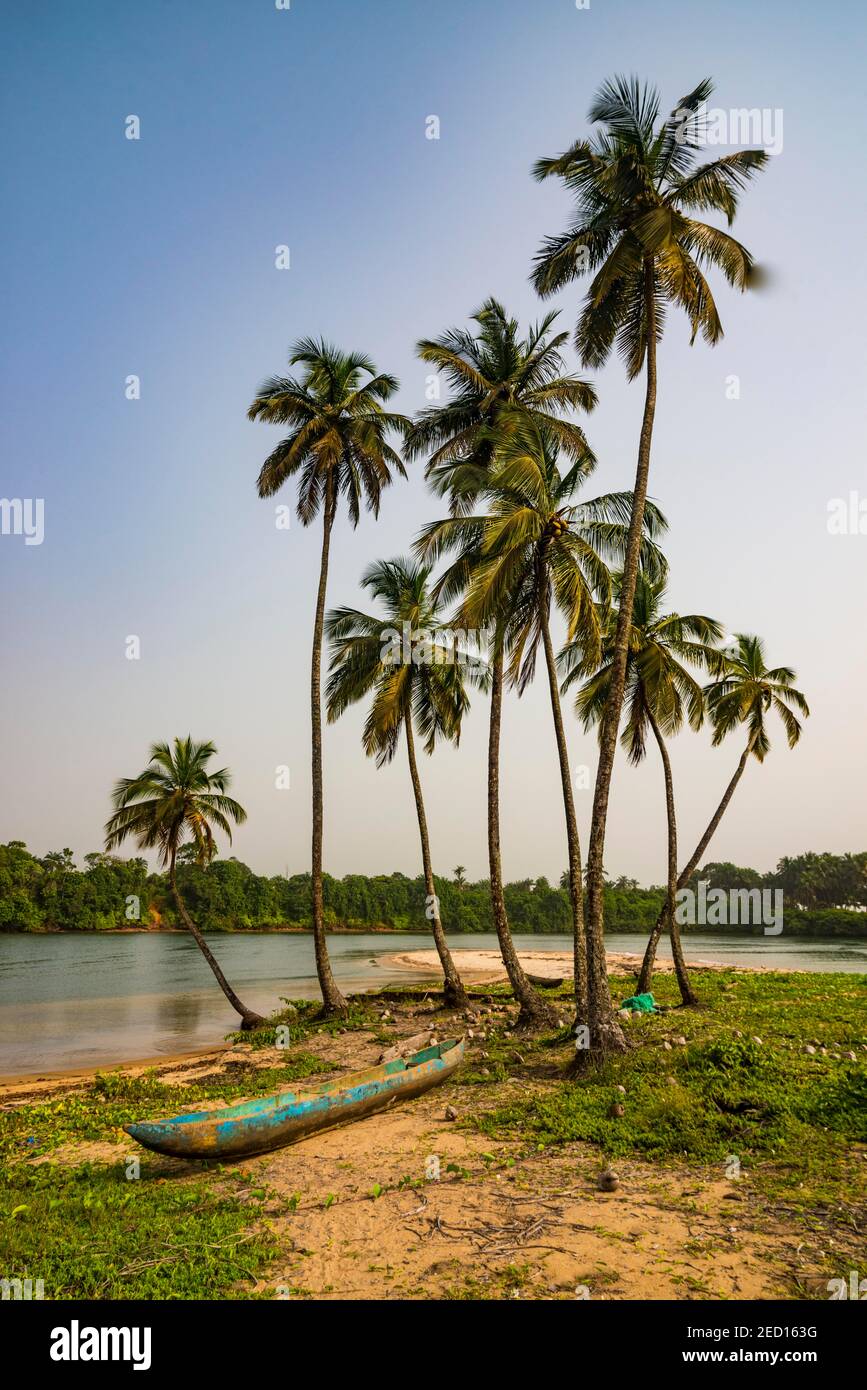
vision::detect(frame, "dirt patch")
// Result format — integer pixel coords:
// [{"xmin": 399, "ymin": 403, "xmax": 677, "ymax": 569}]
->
[{"xmin": 243, "ymin": 1088, "xmax": 814, "ymax": 1300}]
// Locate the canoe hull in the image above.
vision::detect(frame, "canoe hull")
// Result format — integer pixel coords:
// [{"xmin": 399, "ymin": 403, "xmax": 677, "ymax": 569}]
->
[{"xmin": 123, "ymin": 1039, "xmax": 464, "ymax": 1161}]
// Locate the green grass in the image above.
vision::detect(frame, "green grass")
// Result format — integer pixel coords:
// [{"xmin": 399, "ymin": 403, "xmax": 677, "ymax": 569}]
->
[
  {"xmin": 0, "ymin": 1052, "xmax": 344, "ymax": 1299},
  {"xmin": 472, "ymin": 969, "xmax": 867, "ymax": 1209},
  {"xmin": 0, "ymin": 1160, "xmax": 277, "ymax": 1299},
  {"xmin": 226, "ymin": 996, "xmax": 401, "ymax": 1049}
]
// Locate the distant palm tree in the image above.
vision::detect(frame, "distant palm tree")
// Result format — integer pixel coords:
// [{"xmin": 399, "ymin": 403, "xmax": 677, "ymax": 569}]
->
[
  {"xmin": 104, "ymin": 737, "xmax": 265, "ymax": 1029},
  {"xmin": 249, "ymin": 340, "xmax": 408, "ymax": 1015},
  {"xmin": 453, "ymin": 865, "xmax": 467, "ymax": 890},
  {"xmin": 562, "ymin": 573, "xmax": 722, "ymax": 1006},
  {"xmin": 325, "ymin": 558, "xmax": 486, "ymax": 1008},
  {"xmin": 532, "ymin": 76, "xmax": 768, "ymax": 1052},
  {"xmin": 419, "ymin": 414, "xmax": 667, "ymax": 1024},
  {"xmin": 407, "ymin": 300, "xmax": 597, "ymax": 1028},
  {"xmin": 637, "ymin": 634, "xmax": 809, "ymax": 990}
]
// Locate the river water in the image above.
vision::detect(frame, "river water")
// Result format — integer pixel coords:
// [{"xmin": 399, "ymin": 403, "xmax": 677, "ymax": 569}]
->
[{"xmin": 1, "ymin": 930, "xmax": 864, "ymax": 1076}]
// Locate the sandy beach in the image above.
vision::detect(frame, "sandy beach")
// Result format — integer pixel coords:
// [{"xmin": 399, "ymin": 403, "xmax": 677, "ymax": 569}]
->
[{"xmin": 381, "ymin": 947, "xmax": 754, "ymax": 983}]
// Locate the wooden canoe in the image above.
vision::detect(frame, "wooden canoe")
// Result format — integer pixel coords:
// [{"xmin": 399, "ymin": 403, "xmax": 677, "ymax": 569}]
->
[{"xmin": 123, "ymin": 1038, "xmax": 464, "ymax": 1161}]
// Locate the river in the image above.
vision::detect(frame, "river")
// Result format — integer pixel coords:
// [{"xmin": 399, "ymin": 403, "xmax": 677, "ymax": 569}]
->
[{"xmin": 1, "ymin": 930, "xmax": 864, "ymax": 1076}]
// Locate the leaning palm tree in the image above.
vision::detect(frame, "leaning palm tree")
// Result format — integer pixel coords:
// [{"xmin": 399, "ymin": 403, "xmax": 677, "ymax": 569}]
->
[
  {"xmin": 562, "ymin": 573, "xmax": 722, "ymax": 1007},
  {"xmin": 406, "ymin": 300, "xmax": 597, "ymax": 1027},
  {"xmin": 532, "ymin": 76, "xmax": 768, "ymax": 1051},
  {"xmin": 104, "ymin": 737, "xmax": 265, "ymax": 1030},
  {"xmin": 325, "ymin": 558, "xmax": 488, "ymax": 1009},
  {"xmin": 248, "ymin": 340, "xmax": 408, "ymax": 1015},
  {"xmin": 637, "ymin": 633, "xmax": 809, "ymax": 990},
  {"xmin": 419, "ymin": 414, "xmax": 667, "ymax": 1026}
]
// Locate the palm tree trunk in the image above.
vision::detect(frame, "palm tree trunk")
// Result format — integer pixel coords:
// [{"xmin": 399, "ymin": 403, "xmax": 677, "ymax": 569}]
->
[
  {"xmin": 169, "ymin": 853, "xmax": 264, "ymax": 1029},
  {"xmin": 404, "ymin": 718, "xmax": 469, "ymax": 1009},
  {"xmin": 646, "ymin": 706, "xmax": 697, "ymax": 1006},
  {"xmin": 310, "ymin": 475, "xmax": 347, "ymax": 1015},
  {"xmin": 488, "ymin": 641, "xmax": 556, "ymax": 1029},
  {"xmin": 540, "ymin": 604, "xmax": 588, "ymax": 1024},
  {"xmin": 638, "ymin": 732, "xmax": 757, "ymax": 993},
  {"xmin": 584, "ymin": 259, "xmax": 658, "ymax": 1054}
]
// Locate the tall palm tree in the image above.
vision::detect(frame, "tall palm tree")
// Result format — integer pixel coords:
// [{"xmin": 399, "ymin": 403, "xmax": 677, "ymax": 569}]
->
[
  {"xmin": 638, "ymin": 633, "xmax": 809, "ymax": 990},
  {"xmin": 531, "ymin": 76, "xmax": 768, "ymax": 1052},
  {"xmin": 248, "ymin": 340, "xmax": 408, "ymax": 1015},
  {"xmin": 104, "ymin": 737, "xmax": 265, "ymax": 1029},
  {"xmin": 562, "ymin": 573, "xmax": 722, "ymax": 1007},
  {"xmin": 406, "ymin": 300, "xmax": 596, "ymax": 1027},
  {"xmin": 419, "ymin": 415, "xmax": 667, "ymax": 1025},
  {"xmin": 324, "ymin": 558, "xmax": 488, "ymax": 1009}
]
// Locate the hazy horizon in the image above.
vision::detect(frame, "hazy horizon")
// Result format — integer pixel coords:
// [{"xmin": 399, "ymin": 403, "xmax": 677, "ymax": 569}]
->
[{"xmin": 2, "ymin": 0, "xmax": 866, "ymax": 887}]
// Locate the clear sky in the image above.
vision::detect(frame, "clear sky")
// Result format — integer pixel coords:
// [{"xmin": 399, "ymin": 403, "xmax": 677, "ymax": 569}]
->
[{"xmin": 2, "ymin": 0, "xmax": 865, "ymax": 887}]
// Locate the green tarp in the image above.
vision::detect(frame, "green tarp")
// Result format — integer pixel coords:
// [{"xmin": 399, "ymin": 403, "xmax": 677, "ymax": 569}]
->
[{"xmin": 619, "ymin": 992, "xmax": 657, "ymax": 1013}]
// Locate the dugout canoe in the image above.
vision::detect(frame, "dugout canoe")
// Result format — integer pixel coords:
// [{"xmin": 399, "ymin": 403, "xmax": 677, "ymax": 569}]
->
[{"xmin": 123, "ymin": 1038, "xmax": 464, "ymax": 1160}]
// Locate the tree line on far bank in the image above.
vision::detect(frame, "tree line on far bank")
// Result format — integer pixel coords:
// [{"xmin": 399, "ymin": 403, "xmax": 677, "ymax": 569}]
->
[{"xmin": 2, "ymin": 841, "xmax": 864, "ymax": 938}]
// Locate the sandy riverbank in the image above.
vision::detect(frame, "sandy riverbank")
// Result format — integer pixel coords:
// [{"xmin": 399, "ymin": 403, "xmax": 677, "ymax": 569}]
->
[
  {"xmin": 381, "ymin": 947, "xmax": 760, "ymax": 982},
  {"xmin": 3, "ymin": 979, "xmax": 853, "ymax": 1300}
]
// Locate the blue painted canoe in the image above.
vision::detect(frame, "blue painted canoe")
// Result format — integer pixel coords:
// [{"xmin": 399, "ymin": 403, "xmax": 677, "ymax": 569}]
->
[{"xmin": 123, "ymin": 1038, "xmax": 464, "ymax": 1160}]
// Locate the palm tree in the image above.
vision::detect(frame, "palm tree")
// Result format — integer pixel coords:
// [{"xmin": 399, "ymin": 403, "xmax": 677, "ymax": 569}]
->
[
  {"xmin": 419, "ymin": 414, "xmax": 667, "ymax": 1025},
  {"xmin": 104, "ymin": 737, "xmax": 265, "ymax": 1030},
  {"xmin": 406, "ymin": 300, "xmax": 597, "ymax": 1027},
  {"xmin": 562, "ymin": 573, "xmax": 722, "ymax": 1007},
  {"xmin": 453, "ymin": 865, "xmax": 467, "ymax": 890},
  {"xmin": 324, "ymin": 558, "xmax": 487, "ymax": 1009},
  {"xmin": 531, "ymin": 76, "xmax": 768, "ymax": 1052},
  {"xmin": 637, "ymin": 633, "xmax": 809, "ymax": 990},
  {"xmin": 248, "ymin": 339, "xmax": 408, "ymax": 1015},
  {"xmin": 407, "ymin": 297, "xmax": 597, "ymax": 492}
]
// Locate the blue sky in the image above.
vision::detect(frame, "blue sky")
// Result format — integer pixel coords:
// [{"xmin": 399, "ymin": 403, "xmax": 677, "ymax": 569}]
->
[{"xmin": 2, "ymin": 0, "xmax": 865, "ymax": 885}]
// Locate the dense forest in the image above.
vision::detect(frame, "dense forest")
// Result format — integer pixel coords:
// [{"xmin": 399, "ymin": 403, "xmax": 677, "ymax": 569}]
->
[{"xmin": 1, "ymin": 841, "xmax": 864, "ymax": 937}]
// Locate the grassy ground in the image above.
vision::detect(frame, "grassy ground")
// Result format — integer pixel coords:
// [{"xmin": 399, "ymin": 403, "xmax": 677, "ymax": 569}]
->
[
  {"xmin": 1, "ymin": 970, "xmax": 864, "ymax": 1299},
  {"xmin": 469, "ymin": 970, "xmax": 867, "ymax": 1210}
]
